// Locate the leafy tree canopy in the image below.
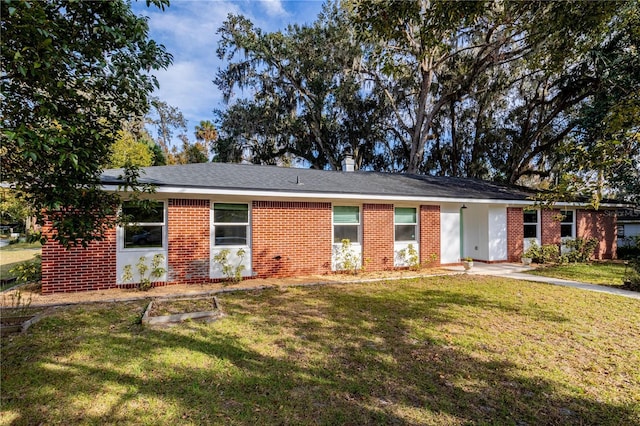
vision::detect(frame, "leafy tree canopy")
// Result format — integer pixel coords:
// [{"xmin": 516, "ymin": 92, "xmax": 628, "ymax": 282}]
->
[
  {"xmin": 108, "ymin": 130, "xmax": 155, "ymax": 169},
  {"xmin": 214, "ymin": 0, "xmax": 638, "ymax": 206},
  {"xmin": 1, "ymin": 0, "xmax": 172, "ymax": 246}
]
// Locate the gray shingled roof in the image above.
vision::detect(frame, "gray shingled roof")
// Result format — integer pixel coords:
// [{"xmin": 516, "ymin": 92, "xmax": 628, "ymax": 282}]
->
[{"xmin": 102, "ymin": 162, "xmax": 535, "ymax": 201}]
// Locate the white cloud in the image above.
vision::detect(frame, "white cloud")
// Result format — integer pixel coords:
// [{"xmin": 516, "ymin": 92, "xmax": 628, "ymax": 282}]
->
[
  {"xmin": 152, "ymin": 61, "xmax": 224, "ymax": 125},
  {"xmin": 260, "ymin": 0, "xmax": 289, "ymax": 17},
  {"xmin": 131, "ymin": 0, "xmax": 324, "ymax": 138}
]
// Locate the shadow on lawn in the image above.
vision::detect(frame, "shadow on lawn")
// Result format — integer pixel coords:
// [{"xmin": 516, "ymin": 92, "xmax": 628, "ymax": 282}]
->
[{"xmin": 1, "ymin": 280, "xmax": 637, "ymax": 425}]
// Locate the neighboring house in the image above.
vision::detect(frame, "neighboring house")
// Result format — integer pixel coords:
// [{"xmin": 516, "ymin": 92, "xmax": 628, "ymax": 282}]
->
[
  {"xmin": 617, "ymin": 209, "xmax": 640, "ymax": 248},
  {"xmin": 41, "ymin": 160, "xmax": 622, "ymax": 294}
]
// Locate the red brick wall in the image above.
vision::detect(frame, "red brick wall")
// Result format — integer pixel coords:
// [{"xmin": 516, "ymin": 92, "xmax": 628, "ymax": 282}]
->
[
  {"xmin": 541, "ymin": 209, "xmax": 561, "ymax": 246},
  {"xmin": 577, "ymin": 209, "xmax": 617, "ymax": 259},
  {"xmin": 41, "ymin": 221, "xmax": 117, "ymax": 294},
  {"xmin": 167, "ymin": 199, "xmax": 210, "ymax": 283},
  {"xmin": 252, "ymin": 201, "xmax": 332, "ymax": 277},
  {"xmin": 419, "ymin": 205, "xmax": 441, "ymax": 266},
  {"xmin": 362, "ymin": 204, "xmax": 394, "ymax": 271},
  {"xmin": 507, "ymin": 207, "xmax": 524, "ymax": 262}
]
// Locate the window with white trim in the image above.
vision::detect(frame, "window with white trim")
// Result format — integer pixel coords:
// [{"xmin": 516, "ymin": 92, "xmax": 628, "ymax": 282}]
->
[
  {"xmin": 122, "ymin": 201, "xmax": 165, "ymax": 249},
  {"xmin": 395, "ymin": 207, "xmax": 417, "ymax": 242},
  {"xmin": 333, "ymin": 206, "xmax": 360, "ymax": 243},
  {"xmin": 560, "ymin": 210, "xmax": 575, "ymax": 238},
  {"xmin": 213, "ymin": 203, "xmax": 249, "ymax": 246},
  {"xmin": 523, "ymin": 210, "xmax": 538, "ymax": 239}
]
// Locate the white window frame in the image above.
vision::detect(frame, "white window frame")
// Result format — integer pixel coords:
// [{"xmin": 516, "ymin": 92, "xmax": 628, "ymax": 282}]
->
[
  {"xmin": 332, "ymin": 205, "xmax": 361, "ymax": 245},
  {"xmin": 212, "ymin": 202, "xmax": 251, "ymax": 247},
  {"xmin": 560, "ymin": 210, "xmax": 575, "ymax": 239},
  {"xmin": 394, "ymin": 206, "xmax": 418, "ymax": 243},
  {"xmin": 119, "ymin": 201, "xmax": 166, "ymax": 251},
  {"xmin": 523, "ymin": 209, "xmax": 540, "ymax": 241}
]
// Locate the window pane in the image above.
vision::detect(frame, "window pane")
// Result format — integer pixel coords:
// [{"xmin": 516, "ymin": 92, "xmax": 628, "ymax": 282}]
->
[
  {"xmin": 215, "ymin": 225, "xmax": 247, "ymax": 245},
  {"xmin": 395, "ymin": 224, "xmax": 417, "ymax": 241},
  {"xmin": 561, "ymin": 210, "xmax": 573, "ymax": 224},
  {"xmin": 122, "ymin": 202, "xmax": 163, "ymax": 223},
  {"xmin": 334, "ymin": 225, "xmax": 359, "ymax": 243},
  {"xmin": 524, "ymin": 224, "xmax": 537, "ymax": 238},
  {"xmin": 395, "ymin": 207, "xmax": 416, "ymax": 224},
  {"xmin": 561, "ymin": 224, "xmax": 573, "ymax": 238},
  {"xmin": 617, "ymin": 225, "xmax": 624, "ymax": 237},
  {"xmin": 124, "ymin": 225, "xmax": 163, "ymax": 248},
  {"xmin": 333, "ymin": 206, "xmax": 359, "ymax": 224},
  {"xmin": 214, "ymin": 204, "xmax": 248, "ymax": 223},
  {"xmin": 523, "ymin": 210, "xmax": 537, "ymax": 224}
]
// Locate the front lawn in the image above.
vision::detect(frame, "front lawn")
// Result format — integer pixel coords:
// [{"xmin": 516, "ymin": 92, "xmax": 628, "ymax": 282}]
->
[
  {"xmin": 525, "ymin": 261, "xmax": 627, "ymax": 286},
  {"xmin": 1, "ymin": 276, "xmax": 639, "ymax": 425}
]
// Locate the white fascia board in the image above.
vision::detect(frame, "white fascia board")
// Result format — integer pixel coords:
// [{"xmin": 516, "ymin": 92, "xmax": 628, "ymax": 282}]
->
[{"xmin": 100, "ymin": 184, "xmax": 626, "ymax": 208}]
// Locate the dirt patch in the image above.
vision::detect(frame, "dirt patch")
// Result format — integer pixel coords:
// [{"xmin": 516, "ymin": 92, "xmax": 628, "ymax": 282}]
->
[
  {"xmin": 149, "ymin": 297, "xmax": 216, "ymax": 317},
  {"xmin": 0, "ymin": 268, "xmax": 455, "ymax": 308}
]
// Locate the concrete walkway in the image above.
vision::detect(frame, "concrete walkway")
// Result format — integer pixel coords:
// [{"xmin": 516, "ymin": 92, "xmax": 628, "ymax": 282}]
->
[{"xmin": 445, "ymin": 262, "xmax": 640, "ymax": 300}]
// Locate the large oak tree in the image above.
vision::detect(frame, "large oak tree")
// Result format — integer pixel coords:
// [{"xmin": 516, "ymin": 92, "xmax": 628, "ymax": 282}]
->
[{"xmin": 1, "ymin": 0, "xmax": 172, "ymax": 246}]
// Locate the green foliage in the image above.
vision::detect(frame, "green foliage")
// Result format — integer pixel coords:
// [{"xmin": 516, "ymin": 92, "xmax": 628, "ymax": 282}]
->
[
  {"xmin": 398, "ymin": 244, "xmax": 421, "ymax": 270},
  {"xmin": 623, "ymin": 257, "xmax": 640, "ymax": 290},
  {"xmin": 523, "ymin": 240, "xmax": 560, "ymax": 264},
  {"xmin": 122, "ymin": 254, "xmax": 166, "ymax": 291},
  {"xmin": 212, "ymin": 248, "xmax": 246, "ymax": 283},
  {"xmin": 0, "ymin": 189, "xmax": 31, "ymax": 230},
  {"xmin": 8, "ymin": 254, "xmax": 41, "ymax": 284},
  {"xmin": 194, "ymin": 120, "xmax": 219, "ymax": 155},
  {"xmin": 335, "ymin": 239, "xmax": 361, "ymax": 274},
  {"xmin": 1, "ymin": 0, "xmax": 172, "ymax": 247},
  {"xmin": 169, "ymin": 137, "xmax": 209, "ymax": 165},
  {"xmin": 215, "ymin": 4, "xmax": 387, "ymax": 170},
  {"xmin": 618, "ymin": 236, "xmax": 640, "ymax": 259},
  {"xmin": 562, "ymin": 238, "xmax": 599, "ymax": 263},
  {"xmin": 108, "ymin": 130, "xmax": 155, "ymax": 168}
]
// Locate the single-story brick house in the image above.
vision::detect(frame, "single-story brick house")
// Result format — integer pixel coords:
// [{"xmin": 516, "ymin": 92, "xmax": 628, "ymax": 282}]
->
[{"xmin": 41, "ymin": 160, "xmax": 620, "ymax": 293}]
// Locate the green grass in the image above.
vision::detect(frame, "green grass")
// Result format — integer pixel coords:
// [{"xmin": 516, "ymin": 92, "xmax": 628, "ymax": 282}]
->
[
  {"xmin": 2, "ymin": 276, "xmax": 639, "ymax": 425},
  {"xmin": 0, "ymin": 242, "xmax": 41, "ymax": 282},
  {"xmin": 526, "ymin": 261, "xmax": 627, "ymax": 286}
]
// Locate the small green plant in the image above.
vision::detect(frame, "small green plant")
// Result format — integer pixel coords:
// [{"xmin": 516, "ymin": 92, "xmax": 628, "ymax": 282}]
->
[
  {"xmin": 623, "ymin": 257, "xmax": 640, "ymax": 290},
  {"xmin": 122, "ymin": 254, "xmax": 166, "ymax": 291},
  {"xmin": 398, "ymin": 244, "xmax": 420, "ymax": 270},
  {"xmin": 523, "ymin": 240, "xmax": 559, "ymax": 264},
  {"xmin": 562, "ymin": 237, "xmax": 598, "ymax": 263},
  {"xmin": 425, "ymin": 252, "xmax": 439, "ymax": 267},
  {"xmin": 8, "ymin": 254, "xmax": 42, "ymax": 284},
  {"xmin": 213, "ymin": 248, "xmax": 246, "ymax": 283},
  {"xmin": 1, "ymin": 289, "xmax": 33, "ymax": 316},
  {"xmin": 335, "ymin": 239, "xmax": 361, "ymax": 274}
]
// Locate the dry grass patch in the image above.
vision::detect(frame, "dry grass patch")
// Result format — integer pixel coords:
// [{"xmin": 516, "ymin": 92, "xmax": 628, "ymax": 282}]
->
[{"xmin": 1, "ymin": 276, "xmax": 639, "ymax": 425}]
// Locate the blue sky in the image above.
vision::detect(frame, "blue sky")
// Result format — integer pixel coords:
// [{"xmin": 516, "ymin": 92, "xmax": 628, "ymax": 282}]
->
[{"xmin": 133, "ymin": 0, "xmax": 325, "ymax": 140}]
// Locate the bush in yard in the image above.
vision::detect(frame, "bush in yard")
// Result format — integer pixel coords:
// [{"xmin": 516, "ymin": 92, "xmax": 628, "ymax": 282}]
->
[
  {"xmin": 523, "ymin": 240, "xmax": 559, "ymax": 264},
  {"xmin": 562, "ymin": 237, "xmax": 599, "ymax": 263},
  {"xmin": 623, "ymin": 257, "xmax": 640, "ymax": 290},
  {"xmin": 335, "ymin": 239, "xmax": 361, "ymax": 274},
  {"xmin": 122, "ymin": 254, "xmax": 166, "ymax": 291},
  {"xmin": 618, "ymin": 236, "xmax": 640, "ymax": 259},
  {"xmin": 212, "ymin": 248, "xmax": 246, "ymax": 283},
  {"xmin": 9, "ymin": 254, "xmax": 41, "ymax": 284}
]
